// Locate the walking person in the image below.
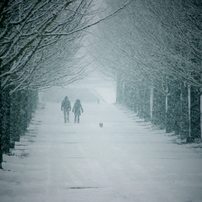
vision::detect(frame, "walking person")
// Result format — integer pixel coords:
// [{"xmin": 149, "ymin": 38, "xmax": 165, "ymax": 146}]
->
[
  {"xmin": 72, "ymin": 99, "xmax": 83, "ymax": 123},
  {"xmin": 61, "ymin": 96, "xmax": 71, "ymax": 123}
]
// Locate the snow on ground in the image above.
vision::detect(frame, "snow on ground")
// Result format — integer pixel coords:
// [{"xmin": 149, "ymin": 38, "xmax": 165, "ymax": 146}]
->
[{"xmin": 1, "ymin": 101, "xmax": 202, "ymax": 202}]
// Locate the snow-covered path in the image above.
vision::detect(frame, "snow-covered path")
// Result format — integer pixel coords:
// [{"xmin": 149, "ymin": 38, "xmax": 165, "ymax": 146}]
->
[{"xmin": 1, "ymin": 102, "xmax": 202, "ymax": 202}]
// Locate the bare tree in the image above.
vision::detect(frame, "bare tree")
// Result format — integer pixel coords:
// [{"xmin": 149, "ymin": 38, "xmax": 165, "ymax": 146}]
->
[
  {"xmin": 0, "ymin": 0, "xmax": 96, "ymax": 94},
  {"xmin": 0, "ymin": 0, "xmax": 133, "ymax": 169},
  {"xmin": 86, "ymin": 0, "xmax": 202, "ymax": 139},
  {"xmin": 88, "ymin": 0, "xmax": 202, "ymax": 89}
]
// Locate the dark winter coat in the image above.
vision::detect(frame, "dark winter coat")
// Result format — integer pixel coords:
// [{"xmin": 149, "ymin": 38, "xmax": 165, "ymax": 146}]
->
[
  {"xmin": 61, "ymin": 98, "xmax": 71, "ymax": 111},
  {"xmin": 72, "ymin": 101, "xmax": 83, "ymax": 115}
]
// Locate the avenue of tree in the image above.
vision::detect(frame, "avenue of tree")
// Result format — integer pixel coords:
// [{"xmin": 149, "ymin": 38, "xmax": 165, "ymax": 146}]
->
[
  {"xmin": 88, "ymin": 0, "xmax": 202, "ymax": 142},
  {"xmin": 0, "ymin": 0, "xmax": 201, "ymax": 168},
  {"xmin": 0, "ymin": 0, "xmax": 132, "ymax": 168}
]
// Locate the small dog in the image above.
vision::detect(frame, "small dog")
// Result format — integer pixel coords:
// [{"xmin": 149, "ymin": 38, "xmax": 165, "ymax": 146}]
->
[{"xmin": 99, "ymin": 123, "xmax": 103, "ymax": 127}]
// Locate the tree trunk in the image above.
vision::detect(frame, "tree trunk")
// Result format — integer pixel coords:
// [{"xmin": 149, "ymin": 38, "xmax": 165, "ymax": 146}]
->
[
  {"xmin": 200, "ymin": 93, "xmax": 202, "ymax": 139},
  {"xmin": 152, "ymin": 88, "xmax": 165, "ymax": 127},
  {"xmin": 188, "ymin": 85, "xmax": 191, "ymax": 139},
  {"xmin": 179, "ymin": 84, "xmax": 189, "ymax": 139},
  {"xmin": 150, "ymin": 87, "xmax": 154, "ymax": 120},
  {"xmin": 1, "ymin": 88, "xmax": 11, "ymax": 155},
  {"xmin": 190, "ymin": 86, "xmax": 200, "ymax": 139}
]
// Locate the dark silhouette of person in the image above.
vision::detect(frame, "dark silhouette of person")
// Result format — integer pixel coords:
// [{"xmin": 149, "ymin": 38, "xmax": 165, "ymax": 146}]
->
[
  {"xmin": 61, "ymin": 96, "xmax": 71, "ymax": 123},
  {"xmin": 72, "ymin": 99, "xmax": 83, "ymax": 123}
]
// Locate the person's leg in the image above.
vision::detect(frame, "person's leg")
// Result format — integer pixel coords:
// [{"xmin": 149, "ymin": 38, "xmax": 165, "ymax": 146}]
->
[
  {"xmin": 67, "ymin": 111, "xmax": 69, "ymax": 122},
  {"xmin": 74, "ymin": 114, "xmax": 76, "ymax": 123},
  {"xmin": 78, "ymin": 115, "xmax": 80, "ymax": 123},
  {"xmin": 75, "ymin": 114, "xmax": 79, "ymax": 123},
  {"xmin": 64, "ymin": 110, "xmax": 67, "ymax": 123}
]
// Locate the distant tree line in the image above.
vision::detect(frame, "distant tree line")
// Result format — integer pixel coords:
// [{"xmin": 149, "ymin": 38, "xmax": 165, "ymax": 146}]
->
[{"xmin": 88, "ymin": 0, "xmax": 202, "ymax": 141}]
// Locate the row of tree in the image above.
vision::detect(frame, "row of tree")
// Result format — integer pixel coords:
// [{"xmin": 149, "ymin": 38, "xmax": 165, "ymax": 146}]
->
[
  {"xmin": 0, "ymin": 0, "xmax": 96, "ymax": 93},
  {"xmin": 88, "ymin": 0, "xmax": 202, "ymax": 140},
  {"xmin": 0, "ymin": 0, "xmax": 132, "ymax": 168},
  {"xmin": 0, "ymin": 89, "xmax": 38, "ymax": 168},
  {"xmin": 0, "ymin": 0, "xmax": 99, "ymax": 169},
  {"xmin": 116, "ymin": 79, "xmax": 200, "ymax": 141}
]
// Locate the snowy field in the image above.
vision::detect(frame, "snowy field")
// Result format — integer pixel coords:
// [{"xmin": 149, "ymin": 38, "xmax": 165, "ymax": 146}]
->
[{"xmin": 1, "ymin": 93, "xmax": 202, "ymax": 201}]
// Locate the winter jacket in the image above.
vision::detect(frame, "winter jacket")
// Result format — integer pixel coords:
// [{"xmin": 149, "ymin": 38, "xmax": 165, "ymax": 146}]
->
[
  {"xmin": 72, "ymin": 101, "xmax": 83, "ymax": 115},
  {"xmin": 61, "ymin": 99, "xmax": 71, "ymax": 111}
]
